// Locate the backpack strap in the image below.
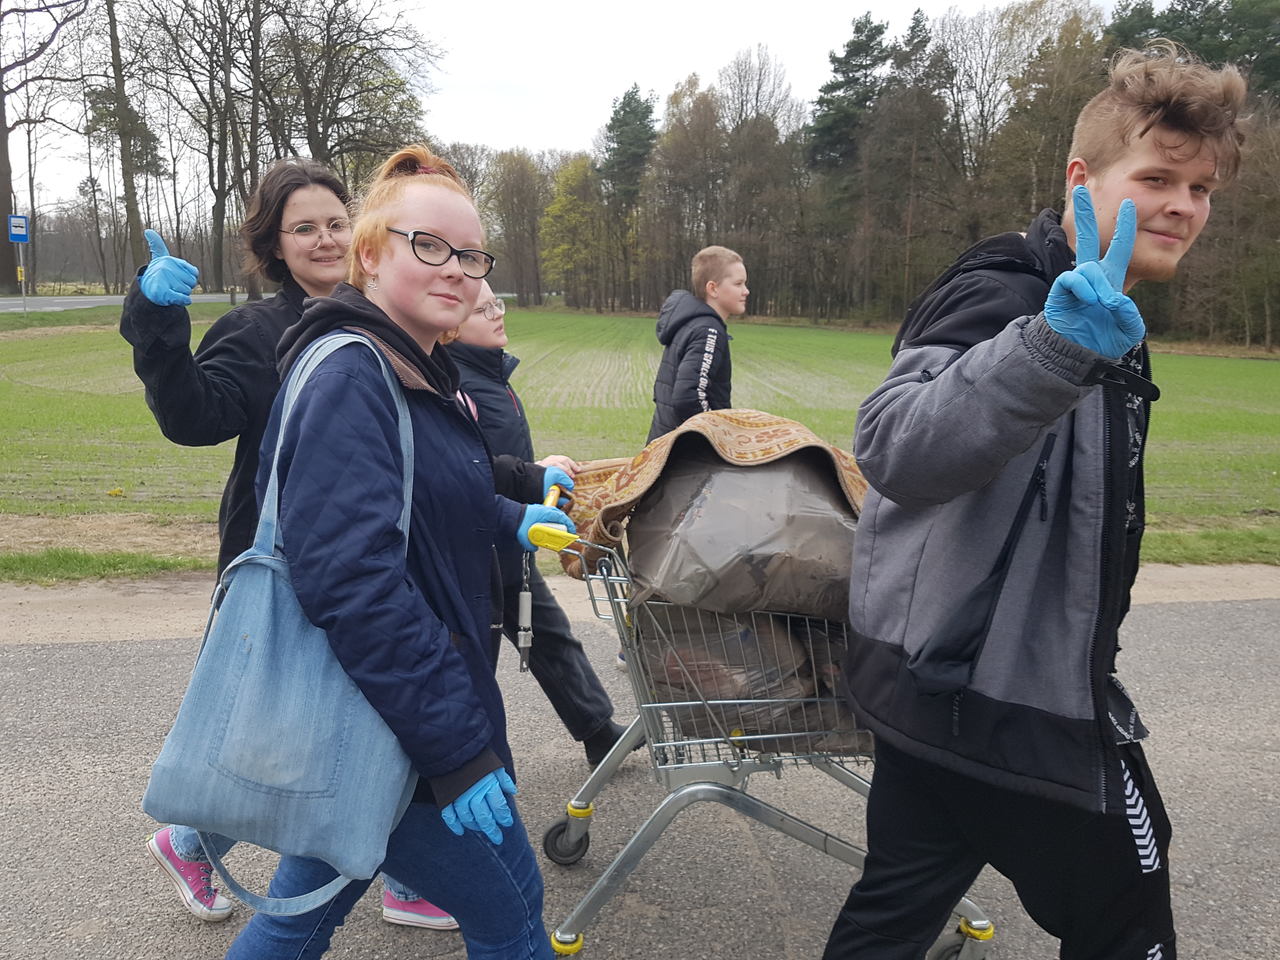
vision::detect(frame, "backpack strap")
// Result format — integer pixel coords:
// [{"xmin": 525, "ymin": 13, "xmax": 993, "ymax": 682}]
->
[{"xmin": 892, "ymin": 232, "xmax": 1046, "ymax": 357}]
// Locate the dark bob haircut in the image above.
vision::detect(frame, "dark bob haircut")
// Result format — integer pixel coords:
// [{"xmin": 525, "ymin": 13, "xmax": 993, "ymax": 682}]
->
[{"xmin": 240, "ymin": 158, "xmax": 351, "ymax": 284}]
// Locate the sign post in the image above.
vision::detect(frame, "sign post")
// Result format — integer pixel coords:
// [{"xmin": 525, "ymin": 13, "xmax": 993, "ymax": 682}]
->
[{"xmin": 9, "ymin": 215, "xmax": 29, "ymax": 322}]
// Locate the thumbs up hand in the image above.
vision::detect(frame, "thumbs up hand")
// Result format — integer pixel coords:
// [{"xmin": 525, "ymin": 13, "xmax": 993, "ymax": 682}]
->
[{"xmin": 139, "ymin": 229, "xmax": 200, "ymax": 307}]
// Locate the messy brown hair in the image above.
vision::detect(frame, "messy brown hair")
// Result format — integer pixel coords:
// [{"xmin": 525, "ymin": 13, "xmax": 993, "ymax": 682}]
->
[
  {"xmin": 240, "ymin": 158, "xmax": 350, "ymax": 284},
  {"xmin": 691, "ymin": 245, "xmax": 744, "ymax": 302},
  {"xmin": 348, "ymin": 145, "xmax": 473, "ymax": 291},
  {"xmin": 1068, "ymin": 40, "xmax": 1248, "ymax": 187}
]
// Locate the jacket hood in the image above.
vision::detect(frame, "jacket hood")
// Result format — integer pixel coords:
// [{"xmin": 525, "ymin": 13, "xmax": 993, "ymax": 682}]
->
[
  {"xmin": 1025, "ymin": 207, "xmax": 1074, "ymax": 279},
  {"xmin": 446, "ymin": 339, "xmax": 519, "ymax": 384},
  {"xmin": 655, "ymin": 290, "xmax": 723, "ymax": 345},
  {"xmin": 276, "ymin": 282, "xmax": 458, "ymax": 397},
  {"xmin": 892, "ymin": 209, "xmax": 1071, "ymax": 356}
]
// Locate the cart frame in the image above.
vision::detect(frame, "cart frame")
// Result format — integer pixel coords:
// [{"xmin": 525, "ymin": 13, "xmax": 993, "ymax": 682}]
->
[{"xmin": 542, "ymin": 542, "xmax": 996, "ymax": 959}]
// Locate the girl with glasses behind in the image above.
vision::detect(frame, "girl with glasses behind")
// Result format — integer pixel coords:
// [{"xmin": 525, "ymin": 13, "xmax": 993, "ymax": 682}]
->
[
  {"xmin": 222, "ymin": 145, "xmax": 565, "ymax": 959},
  {"xmin": 122, "ymin": 159, "xmax": 454, "ymax": 931}
]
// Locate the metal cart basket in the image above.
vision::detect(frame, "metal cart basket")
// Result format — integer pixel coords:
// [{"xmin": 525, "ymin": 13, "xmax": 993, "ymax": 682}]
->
[{"xmin": 539, "ymin": 538, "xmax": 996, "ymax": 959}]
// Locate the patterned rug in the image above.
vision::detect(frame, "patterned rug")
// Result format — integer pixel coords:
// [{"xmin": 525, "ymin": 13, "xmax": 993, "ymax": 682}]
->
[{"xmin": 559, "ymin": 408, "xmax": 868, "ymax": 578}]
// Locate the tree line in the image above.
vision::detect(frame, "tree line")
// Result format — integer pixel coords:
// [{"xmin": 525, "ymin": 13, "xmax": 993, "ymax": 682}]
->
[{"xmin": 4, "ymin": 0, "xmax": 1278, "ymax": 345}]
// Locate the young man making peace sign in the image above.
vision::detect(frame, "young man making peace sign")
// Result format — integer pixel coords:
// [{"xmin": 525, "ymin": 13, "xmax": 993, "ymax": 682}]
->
[{"xmin": 825, "ymin": 43, "xmax": 1247, "ymax": 960}]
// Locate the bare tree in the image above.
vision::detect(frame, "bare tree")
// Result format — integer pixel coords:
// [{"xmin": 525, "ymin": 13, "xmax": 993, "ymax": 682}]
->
[
  {"xmin": 933, "ymin": 0, "xmax": 1068, "ymax": 184},
  {"xmin": 102, "ymin": 0, "xmax": 147, "ymax": 266},
  {"xmin": 0, "ymin": 0, "xmax": 88, "ymax": 293},
  {"xmin": 487, "ymin": 149, "xmax": 550, "ymax": 306},
  {"xmin": 262, "ymin": 0, "xmax": 436, "ymax": 167},
  {"xmin": 718, "ymin": 44, "xmax": 804, "ymax": 136}
]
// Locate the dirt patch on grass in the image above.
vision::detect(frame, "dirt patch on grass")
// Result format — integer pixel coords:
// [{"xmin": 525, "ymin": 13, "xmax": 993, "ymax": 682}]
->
[
  {"xmin": 0, "ymin": 324, "xmax": 115, "ymax": 341},
  {"xmin": 1147, "ymin": 339, "xmax": 1278, "ymax": 360},
  {"xmin": 0, "ymin": 513, "xmax": 218, "ymax": 557}
]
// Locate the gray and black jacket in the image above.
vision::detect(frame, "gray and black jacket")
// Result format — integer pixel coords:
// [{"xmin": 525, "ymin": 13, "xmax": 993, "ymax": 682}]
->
[
  {"xmin": 647, "ymin": 290, "xmax": 731, "ymax": 443},
  {"xmin": 844, "ymin": 209, "xmax": 1156, "ymax": 815}
]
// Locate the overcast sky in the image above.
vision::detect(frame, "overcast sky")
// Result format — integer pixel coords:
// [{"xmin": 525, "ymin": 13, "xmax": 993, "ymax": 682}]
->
[
  {"xmin": 23, "ymin": 0, "xmax": 1134, "ymax": 205},
  {"xmin": 417, "ymin": 0, "xmax": 1007, "ymax": 154}
]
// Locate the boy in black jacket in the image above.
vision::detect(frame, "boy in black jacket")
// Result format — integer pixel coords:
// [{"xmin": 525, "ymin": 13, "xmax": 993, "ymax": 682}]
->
[{"xmin": 647, "ymin": 245, "xmax": 748, "ymax": 443}]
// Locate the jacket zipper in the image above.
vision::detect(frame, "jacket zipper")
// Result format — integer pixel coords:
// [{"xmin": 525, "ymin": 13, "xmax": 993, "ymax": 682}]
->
[
  {"xmin": 950, "ymin": 431, "xmax": 1057, "ymax": 737},
  {"xmin": 1088, "ymin": 398, "xmax": 1118, "ymax": 813}
]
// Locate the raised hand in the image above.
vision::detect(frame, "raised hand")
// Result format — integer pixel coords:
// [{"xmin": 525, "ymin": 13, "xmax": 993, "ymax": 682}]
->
[
  {"xmin": 1045, "ymin": 185, "xmax": 1146, "ymax": 359},
  {"xmin": 139, "ymin": 229, "xmax": 200, "ymax": 307}
]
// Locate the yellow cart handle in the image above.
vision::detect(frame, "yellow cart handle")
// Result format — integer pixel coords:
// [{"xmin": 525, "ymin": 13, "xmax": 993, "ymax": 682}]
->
[{"xmin": 527, "ymin": 484, "xmax": 579, "ymax": 551}]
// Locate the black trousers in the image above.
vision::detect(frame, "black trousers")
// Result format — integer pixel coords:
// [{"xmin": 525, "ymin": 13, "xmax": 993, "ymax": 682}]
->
[
  {"xmin": 823, "ymin": 739, "xmax": 1175, "ymax": 960},
  {"xmin": 500, "ymin": 563, "xmax": 615, "ymax": 742}
]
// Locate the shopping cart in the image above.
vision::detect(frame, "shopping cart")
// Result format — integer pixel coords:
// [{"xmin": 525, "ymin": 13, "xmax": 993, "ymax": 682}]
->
[{"xmin": 525, "ymin": 512, "xmax": 996, "ymax": 960}]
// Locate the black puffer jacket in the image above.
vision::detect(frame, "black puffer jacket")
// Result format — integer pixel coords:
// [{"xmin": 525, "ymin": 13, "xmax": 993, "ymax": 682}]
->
[
  {"xmin": 120, "ymin": 277, "xmax": 307, "ymax": 573},
  {"xmin": 446, "ymin": 340, "xmax": 541, "ymax": 586},
  {"xmin": 647, "ymin": 290, "xmax": 731, "ymax": 443},
  {"xmin": 446, "ymin": 341, "xmax": 535, "ymax": 464}
]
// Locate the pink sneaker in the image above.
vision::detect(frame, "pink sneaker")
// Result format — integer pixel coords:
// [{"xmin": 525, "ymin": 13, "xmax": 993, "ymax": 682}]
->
[
  {"xmin": 382, "ymin": 889, "xmax": 459, "ymax": 930},
  {"xmin": 146, "ymin": 827, "xmax": 233, "ymax": 922}
]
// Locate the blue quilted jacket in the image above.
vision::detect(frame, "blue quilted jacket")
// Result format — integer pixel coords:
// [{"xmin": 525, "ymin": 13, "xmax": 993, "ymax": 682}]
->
[{"xmin": 258, "ymin": 309, "xmax": 525, "ymax": 807}]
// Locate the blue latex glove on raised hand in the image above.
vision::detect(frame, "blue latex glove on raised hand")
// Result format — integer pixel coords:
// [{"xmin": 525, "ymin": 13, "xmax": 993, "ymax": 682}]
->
[
  {"xmin": 440, "ymin": 769, "xmax": 517, "ymax": 845},
  {"xmin": 517, "ymin": 503, "xmax": 576, "ymax": 552},
  {"xmin": 139, "ymin": 229, "xmax": 199, "ymax": 307},
  {"xmin": 542, "ymin": 466, "xmax": 574, "ymax": 506},
  {"xmin": 1045, "ymin": 186, "xmax": 1146, "ymax": 359}
]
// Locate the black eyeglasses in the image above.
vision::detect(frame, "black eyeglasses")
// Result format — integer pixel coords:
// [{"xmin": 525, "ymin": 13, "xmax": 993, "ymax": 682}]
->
[{"xmin": 386, "ymin": 228, "xmax": 496, "ymax": 279}]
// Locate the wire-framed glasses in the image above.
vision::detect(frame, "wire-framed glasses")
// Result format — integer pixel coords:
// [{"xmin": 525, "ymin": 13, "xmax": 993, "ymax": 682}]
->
[
  {"xmin": 477, "ymin": 298, "xmax": 506, "ymax": 321},
  {"xmin": 386, "ymin": 228, "xmax": 496, "ymax": 279},
  {"xmin": 279, "ymin": 218, "xmax": 352, "ymax": 250}
]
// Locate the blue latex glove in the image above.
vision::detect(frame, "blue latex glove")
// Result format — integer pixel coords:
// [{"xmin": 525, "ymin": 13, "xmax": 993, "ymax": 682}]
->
[
  {"xmin": 517, "ymin": 503, "xmax": 576, "ymax": 552},
  {"xmin": 439, "ymin": 769, "xmax": 517, "ymax": 844},
  {"xmin": 139, "ymin": 229, "xmax": 199, "ymax": 307},
  {"xmin": 1045, "ymin": 186, "xmax": 1145, "ymax": 359},
  {"xmin": 542, "ymin": 466, "xmax": 574, "ymax": 506}
]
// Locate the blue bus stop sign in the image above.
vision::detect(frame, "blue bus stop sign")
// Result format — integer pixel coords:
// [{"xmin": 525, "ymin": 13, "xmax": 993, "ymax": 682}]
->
[{"xmin": 9, "ymin": 215, "xmax": 29, "ymax": 243}]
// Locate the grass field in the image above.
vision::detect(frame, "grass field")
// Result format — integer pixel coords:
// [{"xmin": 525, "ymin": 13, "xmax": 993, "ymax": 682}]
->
[{"xmin": 0, "ymin": 305, "xmax": 1275, "ymax": 576}]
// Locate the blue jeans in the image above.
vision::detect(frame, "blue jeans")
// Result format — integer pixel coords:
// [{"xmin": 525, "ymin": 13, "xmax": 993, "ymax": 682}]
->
[
  {"xmin": 225, "ymin": 801, "xmax": 552, "ymax": 960},
  {"xmin": 170, "ymin": 824, "xmax": 235, "ymax": 862},
  {"xmin": 170, "ymin": 825, "xmax": 424, "ymax": 905}
]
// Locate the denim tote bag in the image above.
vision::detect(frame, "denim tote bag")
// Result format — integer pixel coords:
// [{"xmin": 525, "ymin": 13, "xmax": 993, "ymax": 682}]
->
[{"xmin": 143, "ymin": 332, "xmax": 418, "ymax": 916}]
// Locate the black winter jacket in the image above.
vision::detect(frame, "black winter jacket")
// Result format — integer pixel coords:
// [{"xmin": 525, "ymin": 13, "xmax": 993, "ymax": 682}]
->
[
  {"xmin": 647, "ymin": 290, "xmax": 731, "ymax": 443},
  {"xmin": 120, "ymin": 277, "xmax": 307, "ymax": 573},
  {"xmin": 446, "ymin": 340, "xmax": 542, "ymax": 585}
]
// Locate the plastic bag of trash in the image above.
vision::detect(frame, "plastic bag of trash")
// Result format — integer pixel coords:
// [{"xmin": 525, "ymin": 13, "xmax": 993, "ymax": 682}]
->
[
  {"xmin": 626, "ymin": 438, "xmax": 857, "ymax": 621},
  {"xmin": 632, "ymin": 606, "xmax": 868, "ymax": 755}
]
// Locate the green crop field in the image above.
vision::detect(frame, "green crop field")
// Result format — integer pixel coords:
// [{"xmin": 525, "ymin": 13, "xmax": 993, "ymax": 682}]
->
[{"xmin": 0, "ymin": 306, "xmax": 1276, "ymax": 576}]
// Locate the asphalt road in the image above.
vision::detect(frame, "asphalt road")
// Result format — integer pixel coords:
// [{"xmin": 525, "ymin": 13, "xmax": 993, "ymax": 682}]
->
[
  {"xmin": 1, "ymin": 586, "xmax": 1276, "ymax": 959},
  {"xmin": 0, "ymin": 294, "xmax": 233, "ymax": 313}
]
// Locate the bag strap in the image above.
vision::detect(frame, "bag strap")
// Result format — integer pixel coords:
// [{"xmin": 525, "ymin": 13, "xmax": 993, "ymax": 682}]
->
[
  {"xmin": 201, "ymin": 836, "xmax": 353, "ymax": 915},
  {"xmin": 199, "ymin": 332, "xmax": 415, "ymax": 916},
  {"xmin": 255, "ymin": 332, "xmax": 413, "ymax": 558}
]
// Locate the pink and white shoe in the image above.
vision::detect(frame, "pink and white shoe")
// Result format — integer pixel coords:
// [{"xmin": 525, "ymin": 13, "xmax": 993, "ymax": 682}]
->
[
  {"xmin": 146, "ymin": 827, "xmax": 233, "ymax": 922},
  {"xmin": 382, "ymin": 889, "xmax": 459, "ymax": 930}
]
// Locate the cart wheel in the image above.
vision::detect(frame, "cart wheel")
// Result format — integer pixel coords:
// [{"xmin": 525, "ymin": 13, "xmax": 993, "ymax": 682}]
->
[
  {"xmin": 924, "ymin": 933, "xmax": 967, "ymax": 960},
  {"xmin": 551, "ymin": 931, "xmax": 584, "ymax": 955},
  {"xmin": 543, "ymin": 817, "xmax": 590, "ymax": 865}
]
